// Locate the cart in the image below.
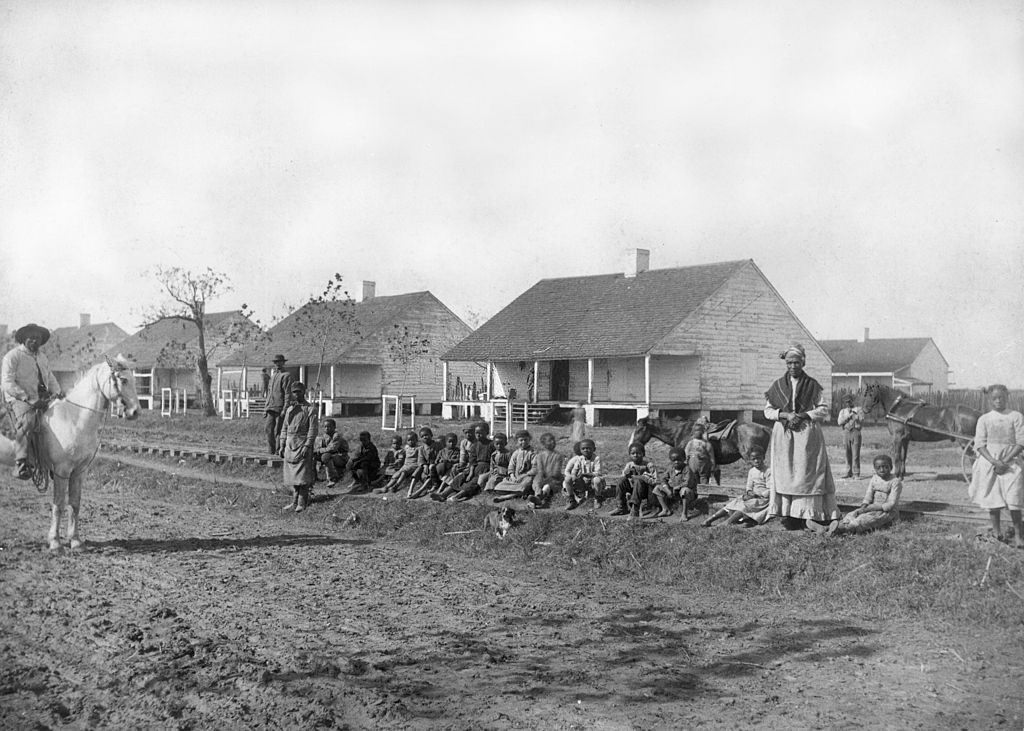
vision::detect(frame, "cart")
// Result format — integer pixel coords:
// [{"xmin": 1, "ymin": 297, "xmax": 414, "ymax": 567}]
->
[{"xmin": 884, "ymin": 413, "xmax": 976, "ymax": 483}]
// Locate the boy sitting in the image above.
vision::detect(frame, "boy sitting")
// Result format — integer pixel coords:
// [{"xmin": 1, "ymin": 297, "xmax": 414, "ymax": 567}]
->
[
  {"xmin": 610, "ymin": 442, "xmax": 658, "ymax": 518},
  {"xmin": 528, "ymin": 432, "xmax": 565, "ymax": 509},
  {"xmin": 562, "ymin": 439, "xmax": 606, "ymax": 511},
  {"xmin": 313, "ymin": 418, "xmax": 349, "ymax": 488},
  {"xmin": 348, "ymin": 431, "xmax": 381, "ymax": 493},
  {"xmin": 652, "ymin": 447, "xmax": 698, "ymax": 519}
]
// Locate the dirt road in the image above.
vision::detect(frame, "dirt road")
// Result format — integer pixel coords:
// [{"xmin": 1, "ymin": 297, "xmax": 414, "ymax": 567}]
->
[{"xmin": 1, "ymin": 464, "xmax": 1021, "ymax": 729}]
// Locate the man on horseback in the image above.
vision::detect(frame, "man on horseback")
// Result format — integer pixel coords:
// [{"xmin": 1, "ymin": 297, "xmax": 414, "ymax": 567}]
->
[{"xmin": 1, "ymin": 323, "xmax": 64, "ymax": 479}]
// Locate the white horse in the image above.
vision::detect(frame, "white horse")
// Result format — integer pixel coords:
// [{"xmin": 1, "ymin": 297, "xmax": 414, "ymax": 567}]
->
[{"xmin": 0, "ymin": 356, "xmax": 140, "ymax": 550}]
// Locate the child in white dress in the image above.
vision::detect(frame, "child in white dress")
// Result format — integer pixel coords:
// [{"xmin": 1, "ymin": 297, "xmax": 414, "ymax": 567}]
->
[
  {"xmin": 703, "ymin": 447, "xmax": 771, "ymax": 527},
  {"xmin": 828, "ymin": 454, "xmax": 902, "ymax": 536},
  {"xmin": 968, "ymin": 384, "xmax": 1024, "ymax": 548}
]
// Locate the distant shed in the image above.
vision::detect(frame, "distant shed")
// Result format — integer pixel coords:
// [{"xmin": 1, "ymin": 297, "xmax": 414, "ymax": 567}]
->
[
  {"xmin": 820, "ymin": 331, "xmax": 950, "ymax": 395},
  {"xmin": 441, "ymin": 253, "xmax": 832, "ymax": 425},
  {"xmin": 45, "ymin": 314, "xmax": 128, "ymax": 392}
]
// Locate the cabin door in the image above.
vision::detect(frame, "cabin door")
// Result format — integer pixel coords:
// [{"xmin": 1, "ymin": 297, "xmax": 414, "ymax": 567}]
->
[{"xmin": 550, "ymin": 360, "xmax": 570, "ymax": 402}]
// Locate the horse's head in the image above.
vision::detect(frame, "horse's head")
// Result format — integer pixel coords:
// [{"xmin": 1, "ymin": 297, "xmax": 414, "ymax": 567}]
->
[
  {"xmin": 103, "ymin": 355, "xmax": 140, "ymax": 420},
  {"xmin": 628, "ymin": 418, "xmax": 652, "ymax": 450},
  {"xmin": 861, "ymin": 384, "xmax": 882, "ymax": 416}
]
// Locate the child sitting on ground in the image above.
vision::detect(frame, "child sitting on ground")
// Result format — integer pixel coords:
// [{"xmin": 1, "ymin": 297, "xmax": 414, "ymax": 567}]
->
[
  {"xmin": 492, "ymin": 430, "xmax": 536, "ymax": 503},
  {"xmin": 828, "ymin": 454, "xmax": 903, "ymax": 536},
  {"xmin": 407, "ymin": 427, "xmax": 439, "ymax": 497},
  {"xmin": 414, "ymin": 432, "xmax": 460, "ymax": 498},
  {"xmin": 703, "ymin": 447, "xmax": 771, "ymax": 527},
  {"xmin": 528, "ymin": 432, "xmax": 565, "ymax": 509},
  {"xmin": 479, "ymin": 432, "xmax": 511, "ymax": 492},
  {"xmin": 685, "ymin": 423, "xmax": 716, "ymax": 494},
  {"xmin": 610, "ymin": 442, "xmax": 659, "ymax": 518},
  {"xmin": 381, "ymin": 430, "xmax": 422, "ymax": 494},
  {"xmin": 313, "ymin": 418, "xmax": 349, "ymax": 489},
  {"xmin": 374, "ymin": 435, "xmax": 405, "ymax": 493},
  {"xmin": 562, "ymin": 439, "xmax": 606, "ymax": 511},
  {"xmin": 348, "ymin": 431, "xmax": 381, "ymax": 493},
  {"xmin": 652, "ymin": 447, "xmax": 698, "ymax": 519},
  {"xmin": 449, "ymin": 423, "xmax": 494, "ymax": 501}
]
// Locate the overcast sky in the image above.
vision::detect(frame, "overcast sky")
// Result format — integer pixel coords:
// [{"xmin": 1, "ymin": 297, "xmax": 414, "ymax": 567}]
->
[{"xmin": 1, "ymin": 0, "xmax": 1021, "ymax": 387}]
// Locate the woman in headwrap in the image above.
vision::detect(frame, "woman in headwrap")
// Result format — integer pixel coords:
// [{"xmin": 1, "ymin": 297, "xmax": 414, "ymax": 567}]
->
[{"xmin": 764, "ymin": 343, "xmax": 839, "ymax": 530}]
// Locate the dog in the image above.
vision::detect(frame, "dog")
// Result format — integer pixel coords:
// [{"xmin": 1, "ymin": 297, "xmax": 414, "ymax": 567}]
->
[{"xmin": 483, "ymin": 506, "xmax": 519, "ymax": 539}]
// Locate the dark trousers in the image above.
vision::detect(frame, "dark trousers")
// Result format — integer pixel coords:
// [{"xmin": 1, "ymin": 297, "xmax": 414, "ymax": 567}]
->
[
  {"xmin": 265, "ymin": 410, "xmax": 282, "ymax": 453},
  {"xmin": 616, "ymin": 476, "xmax": 651, "ymax": 509},
  {"xmin": 844, "ymin": 430, "xmax": 862, "ymax": 476}
]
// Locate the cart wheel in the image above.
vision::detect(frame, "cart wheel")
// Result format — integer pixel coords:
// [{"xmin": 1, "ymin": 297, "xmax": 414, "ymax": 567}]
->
[{"xmin": 960, "ymin": 441, "xmax": 976, "ymax": 484}]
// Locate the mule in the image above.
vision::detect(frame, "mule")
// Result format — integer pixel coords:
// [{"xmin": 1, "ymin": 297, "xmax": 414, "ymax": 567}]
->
[
  {"xmin": 628, "ymin": 415, "xmax": 772, "ymax": 483},
  {"xmin": 0, "ymin": 356, "xmax": 140, "ymax": 549},
  {"xmin": 861, "ymin": 384, "xmax": 980, "ymax": 478}
]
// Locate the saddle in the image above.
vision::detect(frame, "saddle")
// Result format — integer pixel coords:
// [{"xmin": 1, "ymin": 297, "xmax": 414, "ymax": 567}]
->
[{"xmin": 704, "ymin": 419, "xmax": 736, "ymax": 442}]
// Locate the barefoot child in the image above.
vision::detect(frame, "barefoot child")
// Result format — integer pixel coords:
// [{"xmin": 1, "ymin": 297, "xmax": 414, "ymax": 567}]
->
[
  {"xmin": 479, "ymin": 432, "xmax": 511, "ymax": 492},
  {"xmin": 703, "ymin": 447, "xmax": 770, "ymax": 527},
  {"xmin": 651, "ymin": 448, "xmax": 697, "ymax": 519},
  {"xmin": 415, "ymin": 432, "xmax": 461, "ymax": 498},
  {"xmin": 449, "ymin": 423, "xmax": 493, "ymax": 501},
  {"xmin": 829, "ymin": 454, "xmax": 903, "ymax": 536},
  {"xmin": 492, "ymin": 430, "xmax": 536, "ymax": 502},
  {"xmin": 348, "ymin": 431, "xmax": 381, "ymax": 493},
  {"xmin": 967, "ymin": 384, "xmax": 1024, "ymax": 547},
  {"xmin": 610, "ymin": 442, "xmax": 658, "ymax": 518},
  {"xmin": 406, "ymin": 427, "xmax": 439, "ymax": 497},
  {"xmin": 562, "ymin": 439, "xmax": 606, "ymax": 510},
  {"xmin": 684, "ymin": 423, "xmax": 716, "ymax": 494},
  {"xmin": 528, "ymin": 432, "xmax": 565, "ymax": 508},
  {"xmin": 313, "ymin": 418, "xmax": 349, "ymax": 488},
  {"xmin": 373, "ymin": 434, "xmax": 404, "ymax": 493}
]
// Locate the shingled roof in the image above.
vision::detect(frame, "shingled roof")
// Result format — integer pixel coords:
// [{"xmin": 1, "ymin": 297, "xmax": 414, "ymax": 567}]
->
[
  {"xmin": 45, "ymin": 322, "xmax": 128, "ymax": 371},
  {"xmin": 217, "ymin": 291, "xmax": 449, "ymax": 367},
  {"xmin": 442, "ymin": 260, "xmax": 750, "ymax": 362},
  {"xmin": 108, "ymin": 311, "xmax": 255, "ymax": 367},
  {"xmin": 819, "ymin": 338, "xmax": 944, "ymax": 373}
]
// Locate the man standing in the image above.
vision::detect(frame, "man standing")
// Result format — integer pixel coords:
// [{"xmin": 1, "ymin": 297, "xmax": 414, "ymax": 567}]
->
[
  {"xmin": 1, "ymin": 323, "xmax": 63, "ymax": 479},
  {"xmin": 279, "ymin": 381, "xmax": 318, "ymax": 513},
  {"xmin": 837, "ymin": 394, "xmax": 864, "ymax": 478},
  {"xmin": 264, "ymin": 354, "xmax": 293, "ymax": 454}
]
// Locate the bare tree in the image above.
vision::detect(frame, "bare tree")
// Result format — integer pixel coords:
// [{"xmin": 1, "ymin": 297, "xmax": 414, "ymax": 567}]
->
[
  {"xmin": 385, "ymin": 324, "xmax": 431, "ymax": 396},
  {"xmin": 283, "ymin": 275, "xmax": 361, "ymax": 398},
  {"xmin": 141, "ymin": 267, "xmax": 239, "ymax": 417}
]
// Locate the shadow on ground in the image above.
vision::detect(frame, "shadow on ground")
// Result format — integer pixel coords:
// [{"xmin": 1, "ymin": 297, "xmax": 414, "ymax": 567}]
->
[{"xmin": 88, "ymin": 533, "xmax": 371, "ymax": 553}]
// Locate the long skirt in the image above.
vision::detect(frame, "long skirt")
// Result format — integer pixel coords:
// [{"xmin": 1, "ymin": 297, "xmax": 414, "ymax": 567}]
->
[
  {"xmin": 723, "ymin": 493, "xmax": 771, "ymax": 524},
  {"xmin": 768, "ymin": 421, "xmax": 839, "ymax": 521},
  {"xmin": 839, "ymin": 510, "xmax": 895, "ymax": 533},
  {"xmin": 969, "ymin": 443, "xmax": 1024, "ymax": 510}
]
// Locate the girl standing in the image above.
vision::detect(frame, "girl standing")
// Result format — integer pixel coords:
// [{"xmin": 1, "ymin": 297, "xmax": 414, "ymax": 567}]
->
[{"xmin": 969, "ymin": 384, "xmax": 1024, "ymax": 548}]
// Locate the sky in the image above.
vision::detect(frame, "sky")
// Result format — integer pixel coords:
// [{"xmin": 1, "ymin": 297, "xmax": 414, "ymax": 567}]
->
[{"xmin": 1, "ymin": 0, "xmax": 1021, "ymax": 388}]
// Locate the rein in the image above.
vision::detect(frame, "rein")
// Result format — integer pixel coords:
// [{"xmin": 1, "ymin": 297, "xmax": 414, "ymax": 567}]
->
[{"xmin": 60, "ymin": 367, "xmax": 127, "ymax": 416}]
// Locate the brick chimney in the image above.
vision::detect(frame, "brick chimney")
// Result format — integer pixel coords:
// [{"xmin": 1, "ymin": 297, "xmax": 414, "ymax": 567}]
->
[
  {"xmin": 624, "ymin": 248, "xmax": 650, "ymax": 278},
  {"xmin": 80, "ymin": 313, "xmax": 91, "ymax": 328},
  {"xmin": 361, "ymin": 281, "xmax": 376, "ymax": 301},
  {"xmin": 858, "ymin": 327, "xmax": 870, "ymax": 343}
]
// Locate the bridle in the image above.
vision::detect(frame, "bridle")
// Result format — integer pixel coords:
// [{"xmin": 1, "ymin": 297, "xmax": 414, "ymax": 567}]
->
[{"xmin": 62, "ymin": 365, "xmax": 131, "ymax": 415}]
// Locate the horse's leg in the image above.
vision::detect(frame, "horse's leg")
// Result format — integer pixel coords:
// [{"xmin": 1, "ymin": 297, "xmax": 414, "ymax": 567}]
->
[
  {"xmin": 67, "ymin": 471, "xmax": 83, "ymax": 550},
  {"xmin": 899, "ymin": 435, "xmax": 910, "ymax": 479},
  {"xmin": 49, "ymin": 475, "xmax": 68, "ymax": 551}
]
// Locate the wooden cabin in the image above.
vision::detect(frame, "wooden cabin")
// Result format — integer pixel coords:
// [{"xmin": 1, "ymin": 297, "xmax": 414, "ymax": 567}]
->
[
  {"xmin": 441, "ymin": 253, "xmax": 832, "ymax": 425},
  {"xmin": 216, "ymin": 283, "xmax": 482, "ymax": 416},
  {"xmin": 45, "ymin": 314, "xmax": 128, "ymax": 392},
  {"xmin": 107, "ymin": 311, "xmax": 259, "ymax": 410},
  {"xmin": 820, "ymin": 331, "xmax": 950, "ymax": 395}
]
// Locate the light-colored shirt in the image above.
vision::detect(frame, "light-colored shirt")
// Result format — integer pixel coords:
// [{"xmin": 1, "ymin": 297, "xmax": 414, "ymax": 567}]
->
[
  {"xmin": 837, "ymin": 407, "xmax": 863, "ymax": 431},
  {"xmin": 507, "ymin": 447, "xmax": 535, "ymax": 479},
  {"xmin": 973, "ymin": 410, "xmax": 1024, "ymax": 454},
  {"xmin": 745, "ymin": 466, "xmax": 770, "ymax": 497},
  {"xmin": 565, "ymin": 454, "xmax": 602, "ymax": 480},
  {"xmin": 862, "ymin": 475, "xmax": 902, "ymax": 514},
  {"xmin": 1, "ymin": 345, "xmax": 60, "ymax": 403},
  {"xmin": 621, "ymin": 458, "xmax": 658, "ymax": 484}
]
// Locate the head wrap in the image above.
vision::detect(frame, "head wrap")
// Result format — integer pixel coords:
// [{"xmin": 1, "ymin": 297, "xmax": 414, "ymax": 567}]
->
[{"xmin": 779, "ymin": 343, "xmax": 806, "ymax": 363}]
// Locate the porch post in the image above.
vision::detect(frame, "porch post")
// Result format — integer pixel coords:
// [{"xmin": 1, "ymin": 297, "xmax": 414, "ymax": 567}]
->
[
  {"xmin": 216, "ymin": 367, "xmax": 222, "ymax": 394},
  {"xmin": 329, "ymin": 364, "xmax": 336, "ymax": 399},
  {"xmin": 644, "ymin": 354, "xmax": 651, "ymax": 407},
  {"xmin": 533, "ymin": 361, "xmax": 539, "ymax": 403},
  {"xmin": 442, "ymin": 361, "xmax": 448, "ymax": 400},
  {"xmin": 241, "ymin": 366, "xmax": 248, "ymax": 393},
  {"xmin": 587, "ymin": 358, "xmax": 594, "ymax": 404},
  {"xmin": 486, "ymin": 361, "xmax": 492, "ymax": 399}
]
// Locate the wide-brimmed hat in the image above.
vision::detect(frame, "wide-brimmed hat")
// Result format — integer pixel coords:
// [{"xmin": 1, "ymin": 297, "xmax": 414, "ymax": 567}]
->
[
  {"xmin": 15, "ymin": 323, "xmax": 51, "ymax": 346},
  {"xmin": 271, "ymin": 354, "xmax": 287, "ymax": 364}
]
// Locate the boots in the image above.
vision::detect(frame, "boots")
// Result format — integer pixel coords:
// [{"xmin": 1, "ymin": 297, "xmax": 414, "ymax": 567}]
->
[{"xmin": 282, "ymin": 488, "xmax": 299, "ymax": 511}]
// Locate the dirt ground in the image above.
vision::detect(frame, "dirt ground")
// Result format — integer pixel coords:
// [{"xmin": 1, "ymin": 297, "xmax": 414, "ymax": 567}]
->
[{"xmin": 2, "ymin": 448, "xmax": 1022, "ymax": 730}]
